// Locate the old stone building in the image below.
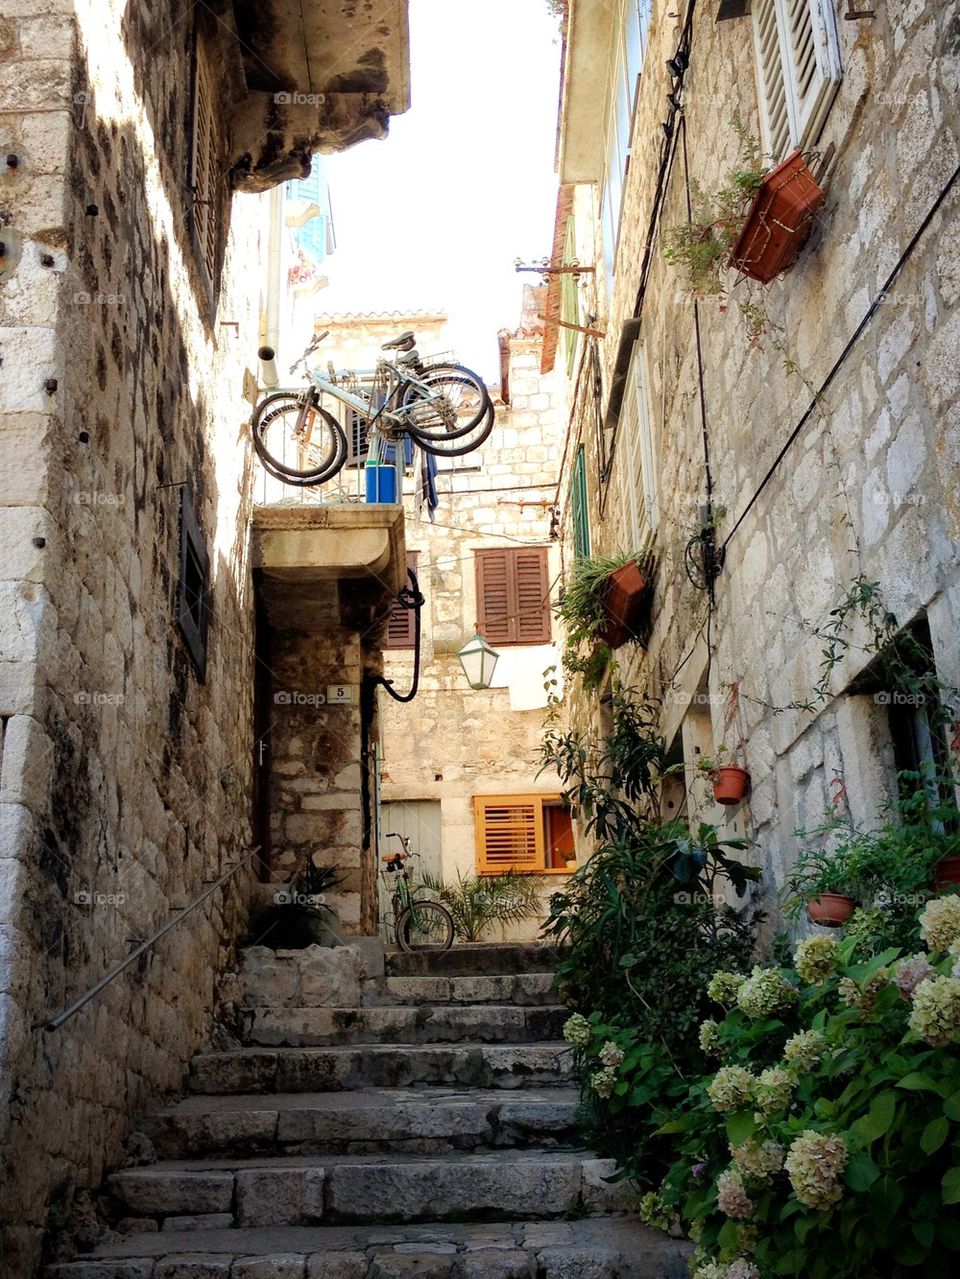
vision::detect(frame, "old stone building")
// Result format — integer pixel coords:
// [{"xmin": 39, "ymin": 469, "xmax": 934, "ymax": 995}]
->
[
  {"xmin": 376, "ymin": 289, "xmax": 576, "ymax": 941},
  {"xmin": 0, "ymin": 0, "xmax": 410, "ymax": 1272},
  {"xmin": 546, "ymin": 1, "xmax": 959, "ymax": 914}
]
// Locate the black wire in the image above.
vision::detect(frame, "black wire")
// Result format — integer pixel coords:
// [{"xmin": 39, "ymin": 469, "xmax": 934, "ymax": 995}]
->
[
  {"xmin": 371, "ymin": 568, "xmax": 424, "ymax": 703},
  {"xmin": 722, "ymin": 160, "xmax": 960, "ymax": 552}
]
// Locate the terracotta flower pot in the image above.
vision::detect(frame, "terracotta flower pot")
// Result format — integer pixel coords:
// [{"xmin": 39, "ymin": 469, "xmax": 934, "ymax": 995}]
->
[
  {"xmin": 807, "ymin": 893, "xmax": 856, "ymax": 927},
  {"xmin": 933, "ymin": 856, "xmax": 960, "ymax": 890},
  {"xmin": 599, "ymin": 561, "xmax": 651, "ymax": 648},
  {"xmin": 729, "ymin": 150, "xmax": 825, "ymax": 284},
  {"xmin": 711, "ymin": 766, "xmax": 749, "ymax": 805}
]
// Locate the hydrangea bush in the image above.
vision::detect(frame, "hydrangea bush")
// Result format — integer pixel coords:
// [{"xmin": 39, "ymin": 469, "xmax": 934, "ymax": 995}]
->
[{"xmin": 653, "ymin": 898, "xmax": 960, "ymax": 1278}]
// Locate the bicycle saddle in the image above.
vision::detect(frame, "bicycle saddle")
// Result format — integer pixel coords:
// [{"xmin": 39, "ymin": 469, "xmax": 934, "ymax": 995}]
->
[{"xmin": 382, "ymin": 331, "xmax": 416, "ymax": 352}]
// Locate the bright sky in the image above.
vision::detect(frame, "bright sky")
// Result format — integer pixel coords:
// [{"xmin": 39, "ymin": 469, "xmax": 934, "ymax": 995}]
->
[{"xmin": 319, "ymin": 0, "xmax": 563, "ymax": 383}]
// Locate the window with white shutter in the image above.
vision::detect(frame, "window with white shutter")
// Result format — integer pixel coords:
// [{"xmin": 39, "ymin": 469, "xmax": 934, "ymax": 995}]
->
[
  {"xmin": 191, "ymin": 43, "xmax": 219, "ymax": 286},
  {"xmin": 752, "ymin": 0, "xmax": 842, "ymax": 162}
]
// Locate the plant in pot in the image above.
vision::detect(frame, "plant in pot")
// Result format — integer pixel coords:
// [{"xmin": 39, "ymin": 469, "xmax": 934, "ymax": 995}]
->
[
  {"xmin": 417, "ymin": 869, "xmax": 545, "ymax": 942},
  {"xmin": 696, "ymin": 744, "xmax": 750, "ymax": 806},
  {"xmin": 248, "ymin": 862, "xmax": 345, "ymax": 949},
  {"xmin": 555, "ymin": 544, "xmax": 656, "ymax": 683},
  {"xmin": 663, "ymin": 121, "xmax": 824, "ymax": 323},
  {"xmin": 784, "ymin": 832, "xmax": 861, "ymax": 927}
]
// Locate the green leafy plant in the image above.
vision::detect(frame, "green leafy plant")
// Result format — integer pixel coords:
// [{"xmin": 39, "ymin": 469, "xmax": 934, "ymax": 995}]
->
[
  {"xmin": 786, "ymin": 768, "xmax": 960, "ymax": 950},
  {"xmin": 418, "ymin": 869, "xmax": 545, "ymax": 942},
  {"xmin": 663, "ymin": 122, "xmax": 766, "ymax": 299},
  {"xmin": 555, "ymin": 546, "xmax": 654, "ymax": 689},
  {"xmin": 649, "ymin": 903, "xmax": 960, "ymax": 1278},
  {"xmin": 247, "ymin": 862, "xmax": 345, "ymax": 949}
]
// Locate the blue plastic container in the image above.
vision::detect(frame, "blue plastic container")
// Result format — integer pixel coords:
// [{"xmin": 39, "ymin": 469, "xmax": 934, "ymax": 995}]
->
[{"xmin": 364, "ymin": 462, "xmax": 398, "ymax": 504}]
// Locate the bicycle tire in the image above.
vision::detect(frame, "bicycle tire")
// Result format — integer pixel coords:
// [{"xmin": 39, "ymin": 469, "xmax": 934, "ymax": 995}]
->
[
  {"xmin": 252, "ymin": 391, "xmax": 348, "ymax": 484},
  {"xmin": 397, "ymin": 899, "xmax": 455, "ymax": 952},
  {"xmin": 408, "ymin": 400, "xmax": 495, "ymax": 457},
  {"xmin": 401, "ymin": 366, "xmax": 490, "ymax": 439}
]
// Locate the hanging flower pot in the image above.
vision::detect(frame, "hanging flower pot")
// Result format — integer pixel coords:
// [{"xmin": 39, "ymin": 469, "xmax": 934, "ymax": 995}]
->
[
  {"xmin": 806, "ymin": 893, "xmax": 856, "ymax": 927},
  {"xmin": 933, "ymin": 856, "xmax": 960, "ymax": 891},
  {"xmin": 599, "ymin": 560, "xmax": 651, "ymax": 649},
  {"xmin": 711, "ymin": 766, "xmax": 750, "ymax": 806},
  {"xmin": 729, "ymin": 149, "xmax": 825, "ymax": 284}
]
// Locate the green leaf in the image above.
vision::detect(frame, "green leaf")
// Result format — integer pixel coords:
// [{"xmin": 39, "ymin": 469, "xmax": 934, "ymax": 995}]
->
[
  {"xmin": 942, "ymin": 1167, "xmax": 960, "ymax": 1205},
  {"xmin": 937, "ymin": 1217, "xmax": 960, "ymax": 1250},
  {"xmin": 869, "ymin": 1175, "xmax": 904, "ymax": 1218},
  {"xmin": 795, "ymin": 1214, "xmax": 819, "ymax": 1244},
  {"xmin": 943, "ymin": 1090, "xmax": 960, "ymax": 1121},
  {"xmin": 853, "ymin": 1089, "xmax": 897, "ymax": 1142},
  {"xmin": 845, "ymin": 1153, "xmax": 880, "ymax": 1192},
  {"xmin": 897, "ymin": 1072, "xmax": 944, "ymax": 1094},
  {"xmin": 921, "ymin": 1116, "xmax": 950, "ymax": 1154},
  {"xmin": 726, "ymin": 1110, "xmax": 756, "ymax": 1147},
  {"xmin": 912, "ymin": 1221, "xmax": 936, "ymax": 1249}
]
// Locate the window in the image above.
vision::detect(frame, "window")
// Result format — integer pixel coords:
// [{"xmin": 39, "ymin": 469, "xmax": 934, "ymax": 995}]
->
[
  {"xmin": 190, "ymin": 42, "xmax": 218, "ymax": 286},
  {"xmin": 613, "ymin": 342, "xmax": 658, "ymax": 546},
  {"xmin": 178, "ymin": 490, "xmax": 210, "ymax": 679},
  {"xmin": 474, "ymin": 793, "xmax": 574, "ymax": 874},
  {"xmin": 475, "ymin": 547, "xmax": 551, "ymax": 647},
  {"xmin": 384, "ymin": 553, "xmax": 419, "ymax": 650},
  {"xmin": 571, "ymin": 445, "xmax": 590, "ymax": 561},
  {"xmin": 599, "ymin": 1, "xmax": 653, "ymax": 286},
  {"xmin": 752, "ymin": 0, "xmax": 842, "ymax": 162},
  {"xmin": 344, "ymin": 407, "xmax": 369, "ymax": 468}
]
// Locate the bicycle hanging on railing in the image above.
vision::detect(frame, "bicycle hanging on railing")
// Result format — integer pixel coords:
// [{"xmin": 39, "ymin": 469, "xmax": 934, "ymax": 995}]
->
[
  {"xmin": 252, "ymin": 330, "xmax": 495, "ymax": 486},
  {"xmin": 380, "ymin": 831, "xmax": 454, "ymax": 952}
]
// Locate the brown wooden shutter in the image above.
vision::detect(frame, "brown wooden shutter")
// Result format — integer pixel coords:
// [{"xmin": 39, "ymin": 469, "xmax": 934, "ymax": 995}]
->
[
  {"xmin": 192, "ymin": 45, "xmax": 217, "ymax": 284},
  {"xmin": 475, "ymin": 795, "xmax": 546, "ymax": 873},
  {"xmin": 475, "ymin": 547, "xmax": 551, "ymax": 647},
  {"xmin": 384, "ymin": 552, "xmax": 418, "ymax": 649}
]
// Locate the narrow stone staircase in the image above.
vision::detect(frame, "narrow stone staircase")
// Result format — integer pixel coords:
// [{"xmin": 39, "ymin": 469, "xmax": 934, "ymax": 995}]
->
[{"xmin": 47, "ymin": 943, "xmax": 689, "ymax": 1279}]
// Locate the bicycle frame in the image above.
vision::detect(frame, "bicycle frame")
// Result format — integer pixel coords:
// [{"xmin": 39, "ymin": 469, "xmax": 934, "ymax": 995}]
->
[{"xmin": 272, "ymin": 361, "xmax": 448, "ymax": 434}]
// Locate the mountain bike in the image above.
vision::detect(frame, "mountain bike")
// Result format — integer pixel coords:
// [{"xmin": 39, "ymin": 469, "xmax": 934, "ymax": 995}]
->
[
  {"xmin": 381, "ymin": 831, "xmax": 455, "ymax": 952},
  {"xmin": 252, "ymin": 330, "xmax": 495, "ymax": 486}
]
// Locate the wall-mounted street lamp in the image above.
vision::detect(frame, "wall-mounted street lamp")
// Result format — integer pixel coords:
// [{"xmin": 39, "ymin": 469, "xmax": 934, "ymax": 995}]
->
[{"xmin": 457, "ymin": 632, "xmax": 500, "ymax": 691}]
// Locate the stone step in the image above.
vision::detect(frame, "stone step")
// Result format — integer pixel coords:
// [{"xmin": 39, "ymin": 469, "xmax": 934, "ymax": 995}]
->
[
  {"xmin": 45, "ymin": 1217, "xmax": 692, "ymax": 1278},
  {"xmin": 361, "ymin": 973, "xmax": 557, "ymax": 1007},
  {"xmin": 241, "ymin": 1005, "xmax": 567, "ymax": 1048},
  {"xmin": 385, "ymin": 943, "xmax": 567, "ymax": 979},
  {"xmin": 189, "ymin": 1043, "xmax": 574, "ymax": 1095},
  {"xmin": 108, "ymin": 1150, "xmax": 632, "ymax": 1229},
  {"xmin": 143, "ymin": 1089, "xmax": 579, "ymax": 1159}
]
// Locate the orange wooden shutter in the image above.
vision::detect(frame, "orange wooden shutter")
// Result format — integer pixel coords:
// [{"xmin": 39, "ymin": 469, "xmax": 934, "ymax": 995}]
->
[
  {"xmin": 474, "ymin": 794, "xmax": 546, "ymax": 873},
  {"xmin": 475, "ymin": 548, "xmax": 551, "ymax": 647}
]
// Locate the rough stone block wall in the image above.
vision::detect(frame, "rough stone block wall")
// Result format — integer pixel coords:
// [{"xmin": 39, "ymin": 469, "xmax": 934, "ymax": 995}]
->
[
  {"xmin": 558, "ymin": 2, "xmax": 960, "ymax": 927},
  {"xmin": 267, "ymin": 625, "xmax": 365, "ymax": 934},
  {"xmin": 0, "ymin": 1, "xmax": 261, "ymax": 1270}
]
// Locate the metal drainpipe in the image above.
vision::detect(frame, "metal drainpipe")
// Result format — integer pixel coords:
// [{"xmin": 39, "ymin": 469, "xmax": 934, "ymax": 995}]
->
[{"xmin": 259, "ymin": 186, "xmax": 283, "ymax": 388}]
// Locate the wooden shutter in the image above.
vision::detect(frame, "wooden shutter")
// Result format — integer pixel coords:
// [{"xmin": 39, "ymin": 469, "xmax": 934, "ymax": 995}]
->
[
  {"xmin": 192, "ymin": 45, "xmax": 217, "ymax": 283},
  {"xmin": 754, "ymin": 0, "xmax": 842, "ymax": 160},
  {"xmin": 753, "ymin": 0, "xmax": 791, "ymax": 161},
  {"xmin": 476, "ymin": 548, "xmax": 551, "ymax": 647},
  {"xmin": 475, "ymin": 795, "xmax": 547, "ymax": 873},
  {"xmin": 385, "ymin": 553, "xmax": 418, "ymax": 649}
]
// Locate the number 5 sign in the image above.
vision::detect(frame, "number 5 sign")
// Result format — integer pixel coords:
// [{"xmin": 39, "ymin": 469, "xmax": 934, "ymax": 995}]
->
[{"xmin": 326, "ymin": 684, "xmax": 355, "ymax": 705}]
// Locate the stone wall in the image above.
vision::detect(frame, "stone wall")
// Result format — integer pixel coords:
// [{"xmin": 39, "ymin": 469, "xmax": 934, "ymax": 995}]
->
[
  {"xmin": 379, "ymin": 304, "xmax": 571, "ymax": 942},
  {"xmin": 553, "ymin": 2, "xmax": 960, "ymax": 928},
  {"xmin": 0, "ymin": 1, "xmax": 263, "ymax": 1270}
]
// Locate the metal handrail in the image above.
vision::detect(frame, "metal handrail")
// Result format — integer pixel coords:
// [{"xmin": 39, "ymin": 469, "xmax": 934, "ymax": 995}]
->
[{"xmin": 44, "ymin": 846, "xmax": 262, "ymax": 1032}]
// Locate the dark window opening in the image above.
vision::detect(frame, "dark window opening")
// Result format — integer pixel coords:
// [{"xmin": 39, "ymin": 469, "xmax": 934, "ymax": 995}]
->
[{"xmin": 178, "ymin": 490, "xmax": 210, "ymax": 679}]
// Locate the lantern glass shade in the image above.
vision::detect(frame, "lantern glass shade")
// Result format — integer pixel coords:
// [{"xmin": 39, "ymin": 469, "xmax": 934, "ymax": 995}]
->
[{"xmin": 458, "ymin": 632, "xmax": 500, "ymax": 690}]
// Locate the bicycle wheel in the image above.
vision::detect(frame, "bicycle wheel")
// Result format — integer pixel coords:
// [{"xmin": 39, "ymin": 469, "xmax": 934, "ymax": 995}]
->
[
  {"xmin": 408, "ymin": 399, "xmax": 495, "ymax": 457},
  {"xmin": 253, "ymin": 392, "xmax": 348, "ymax": 484},
  {"xmin": 401, "ymin": 366, "xmax": 490, "ymax": 439},
  {"xmin": 397, "ymin": 899, "xmax": 455, "ymax": 952}
]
